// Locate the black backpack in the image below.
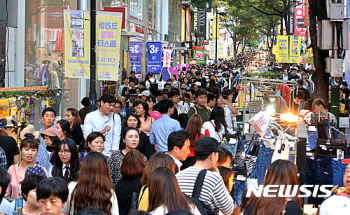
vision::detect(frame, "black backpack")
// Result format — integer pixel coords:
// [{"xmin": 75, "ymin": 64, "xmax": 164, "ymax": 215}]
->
[
  {"xmin": 188, "ymin": 169, "xmax": 218, "ymax": 215},
  {"xmin": 149, "ymin": 79, "xmax": 158, "ymax": 96}
]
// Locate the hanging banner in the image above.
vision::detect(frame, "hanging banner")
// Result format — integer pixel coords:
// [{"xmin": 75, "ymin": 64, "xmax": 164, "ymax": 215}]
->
[
  {"xmin": 169, "ymin": 67, "xmax": 178, "ymax": 79},
  {"xmin": 129, "ymin": 41, "xmax": 142, "ymax": 77},
  {"xmin": 64, "ymin": 10, "xmax": 90, "ymax": 78},
  {"xmin": 96, "ymin": 11, "xmax": 123, "ymax": 81},
  {"xmin": 289, "ymin": 35, "xmax": 301, "ymax": 63},
  {"xmin": 162, "ymin": 47, "xmax": 174, "ymax": 68},
  {"xmin": 213, "ymin": 15, "xmax": 220, "ymax": 40},
  {"xmin": 277, "ymin": 35, "xmax": 289, "ymax": 63},
  {"xmin": 162, "ymin": 67, "xmax": 179, "ymax": 82},
  {"xmin": 194, "ymin": 49, "xmax": 205, "ymax": 64},
  {"xmin": 196, "ymin": 9, "xmax": 207, "ymax": 38},
  {"xmin": 217, "ymin": 41, "xmax": 224, "ymax": 59},
  {"xmin": 178, "ymin": 63, "xmax": 189, "ymax": 73},
  {"xmin": 209, "ymin": 41, "xmax": 215, "ymax": 59},
  {"xmin": 304, "ymin": 2, "xmax": 309, "ymax": 27},
  {"xmin": 147, "ymin": 41, "xmax": 162, "ymax": 74}
]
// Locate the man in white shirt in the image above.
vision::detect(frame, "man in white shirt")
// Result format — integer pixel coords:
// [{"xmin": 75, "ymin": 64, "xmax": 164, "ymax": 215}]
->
[
  {"xmin": 282, "ymin": 70, "xmax": 289, "ymax": 81},
  {"xmin": 167, "ymin": 130, "xmax": 191, "ymax": 171},
  {"xmin": 83, "ymin": 94, "xmax": 121, "ymax": 158}
]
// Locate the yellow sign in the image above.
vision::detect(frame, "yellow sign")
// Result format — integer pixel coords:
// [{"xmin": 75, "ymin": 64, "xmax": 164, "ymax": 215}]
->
[
  {"xmin": 308, "ymin": 48, "xmax": 313, "ymax": 64},
  {"xmin": 64, "ymin": 10, "xmax": 91, "ymax": 78},
  {"xmin": 0, "ymin": 98, "xmax": 17, "ymax": 119},
  {"xmin": 96, "ymin": 11, "xmax": 123, "ymax": 81},
  {"xmin": 277, "ymin": 35, "xmax": 289, "ymax": 63},
  {"xmin": 217, "ymin": 41, "xmax": 224, "ymax": 59},
  {"xmin": 213, "ymin": 15, "xmax": 220, "ymax": 40},
  {"xmin": 290, "ymin": 36, "xmax": 301, "ymax": 63}
]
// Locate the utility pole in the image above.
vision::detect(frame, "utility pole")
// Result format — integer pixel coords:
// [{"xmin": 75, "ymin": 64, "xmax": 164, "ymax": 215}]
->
[
  {"xmin": 89, "ymin": 0, "xmax": 97, "ymax": 112},
  {"xmin": 215, "ymin": 8, "xmax": 218, "ymax": 63}
]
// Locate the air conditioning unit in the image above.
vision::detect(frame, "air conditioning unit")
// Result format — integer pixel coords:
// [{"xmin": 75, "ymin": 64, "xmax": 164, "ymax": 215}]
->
[{"xmin": 327, "ymin": 0, "xmax": 345, "ymax": 20}]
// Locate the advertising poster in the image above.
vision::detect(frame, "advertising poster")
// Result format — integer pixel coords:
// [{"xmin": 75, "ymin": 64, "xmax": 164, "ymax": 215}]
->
[
  {"xmin": 162, "ymin": 67, "xmax": 178, "ymax": 82},
  {"xmin": 217, "ymin": 41, "xmax": 224, "ymax": 59},
  {"xmin": 162, "ymin": 47, "xmax": 174, "ymax": 68},
  {"xmin": 289, "ymin": 35, "xmax": 301, "ymax": 63},
  {"xmin": 178, "ymin": 63, "xmax": 189, "ymax": 73},
  {"xmin": 194, "ymin": 49, "xmax": 205, "ymax": 64},
  {"xmin": 147, "ymin": 42, "xmax": 162, "ymax": 74},
  {"xmin": 96, "ymin": 11, "xmax": 123, "ymax": 81},
  {"xmin": 129, "ymin": 41, "xmax": 142, "ymax": 77},
  {"xmin": 277, "ymin": 35, "xmax": 289, "ymax": 63},
  {"xmin": 209, "ymin": 41, "xmax": 215, "ymax": 59},
  {"xmin": 64, "ymin": 10, "xmax": 90, "ymax": 78},
  {"xmin": 213, "ymin": 15, "xmax": 220, "ymax": 40}
]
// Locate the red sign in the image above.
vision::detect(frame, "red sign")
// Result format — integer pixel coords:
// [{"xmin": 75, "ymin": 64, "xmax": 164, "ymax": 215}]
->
[
  {"xmin": 45, "ymin": 7, "xmax": 66, "ymax": 28},
  {"xmin": 136, "ymin": 27, "xmax": 144, "ymax": 34},
  {"xmin": 189, "ymin": 58, "xmax": 197, "ymax": 65},
  {"xmin": 304, "ymin": 2, "xmax": 309, "ymax": 27},
  {"xmin": 294, "ymin": 8, "xmax": 304, "ymax": 36},
  {"xmin": 193, "ymin": 46, "xmax": 205, "ymax": 50},
  {"xmin": 103, "ymin": 7, "xmax": 126, "ymax": 29},
  {"xmin": 196, "ymin": 51, "xmax": 203, "ymax": 60}
]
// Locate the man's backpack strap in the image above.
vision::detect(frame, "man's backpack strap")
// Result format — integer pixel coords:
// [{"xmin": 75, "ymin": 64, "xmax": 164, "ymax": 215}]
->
[{"xmin": 192, "ymin": 169, "xmax": 207, "ymax": 199}]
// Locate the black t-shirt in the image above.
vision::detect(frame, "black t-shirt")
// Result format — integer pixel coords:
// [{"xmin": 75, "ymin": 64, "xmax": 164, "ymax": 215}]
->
[
  {"xmin": 0, "ymin": 135, "xmax": 20, "ymax": 167},
  {"xmin": 115, "ymin": 176, "xmax": 143, "ymax": 215},
  {"xmin": 245, "ymin": 198, "xmax": 303, "ymax": 215},
  {"xmin": 288, "ymin": 75, "xmax": 300, "ymax": 81}
]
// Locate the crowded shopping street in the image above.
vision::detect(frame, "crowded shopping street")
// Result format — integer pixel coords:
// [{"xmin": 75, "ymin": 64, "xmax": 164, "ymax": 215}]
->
[{"xmin": 0, "ymin": 0, "xmax": 350, "ymax": 215}]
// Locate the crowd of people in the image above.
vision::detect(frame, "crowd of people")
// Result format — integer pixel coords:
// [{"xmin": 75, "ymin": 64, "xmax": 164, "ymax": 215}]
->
[{"xmin": 0, "ymin": 53, "xmax": 349, "ymax": 215}]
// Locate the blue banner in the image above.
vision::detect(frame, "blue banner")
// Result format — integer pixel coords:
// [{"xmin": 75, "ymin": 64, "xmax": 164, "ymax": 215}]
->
[
  {"xmin": 147, "ymin": 42, "xmax": 162, "ymax": 74},
  {"xmin": 129, "ymin": 41, "xmax": 142, "ymax": 75}
]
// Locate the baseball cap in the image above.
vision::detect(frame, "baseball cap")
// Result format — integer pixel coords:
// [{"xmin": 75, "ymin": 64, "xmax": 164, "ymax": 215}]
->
[
  {"xmin": 139, "ymin": 90, "xmax": 150, "ymax": 97},
  {"xmin": 40, "ymin": 127, "xmax": 61, "ymax": 140},
  {"xmin": 160, "ymin": 89, "xmax": 170, "ymax": 95},
  {"xmin": 129, "ymin": 89, "xmax": 138, "ymax": 96},
  {"xmin": 194, "ymin": 137, "xmax": 224, "ymax": 156},
  {"xmin": 195, "ymin": 82, "xmax": 201, "ymax": 86}
]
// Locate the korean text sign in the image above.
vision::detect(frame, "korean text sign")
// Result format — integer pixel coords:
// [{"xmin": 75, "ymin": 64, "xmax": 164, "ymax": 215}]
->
[
  {"xmin": 129, "ymin": 41, "xmax": 142, "ymax": 75},
  {"xmin": 96, "ymin": 11, "xmax": 123, "ymax": 81},
  {"xmin": 147, "ymin": 42, "xmax": 162, "ymax": 74}
]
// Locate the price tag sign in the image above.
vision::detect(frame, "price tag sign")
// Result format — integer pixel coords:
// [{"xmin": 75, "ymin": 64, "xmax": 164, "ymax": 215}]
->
[{"xmin": 249, "ymin": 111, "xmax": 270, "ymax": 137}]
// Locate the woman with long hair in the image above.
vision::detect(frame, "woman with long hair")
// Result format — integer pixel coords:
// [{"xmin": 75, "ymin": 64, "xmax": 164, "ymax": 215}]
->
[
  {"xmin": 146, "ymin": 96, "xmax": 157, "ymax": 112},
  {"xmin": 62, "ymin": 152, "xmax": 118, "ymax": 215},
  {"xmin": 56, "ymin": 119, "xmax": 73, "ymax": 141},
  {"xmin": 110, "ymin": 127, "xmax": 148, "ymax": 188},
  {"xmin": 6, "ymin": 137, "xmax": 48, "ymax": 199},
  {"xmin": 245, "ymin": 160, "xmax": 303, "ymax": 215},
  {"xmin": 202, "ymin": 106, "xmax": 227, "ymax": 143},
  {"xmin": 208, "ymin": 78, "xmax": 220, "ymax": 95},
  {"xmin": 171, "ymin": 74, "xmax": 180, "ymax": 89},
  {"xmin": 182, "ymin": 114, "xmax": 206, "ymax": 169},
  {"xmin": 115, "ymin": 150, "xmax": 146, "ymax": 215},
  {"xmin": 148, "ymin": 167, "xmax": 200, "ymax": 214},
  {"xmin": 138, "ymin": 153, "xmax": 176, "ymax": 211},
  {"xmin": 66, "ymin": 108, "xmax": 85, "ymax": 152},
  {"xmin": 119, "ymin": 113, "xmax": 155, "ymax": 158},
  {"xmin": 51, "ymin": 138, "xmax": 80, "ymax": 183},
  {"xmin": 133, "ymin": 100, "xmax": 154, "ymax": 136}
]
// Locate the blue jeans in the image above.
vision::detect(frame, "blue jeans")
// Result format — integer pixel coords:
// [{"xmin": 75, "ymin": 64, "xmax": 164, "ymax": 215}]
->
[
  {"xmin": 249, "ymin": 145, "xmax": 274, "ymax": 185},
  {"xmin": 331, "ymin": 159, "xmax": 348, "ymax": 187},
  {"xmin": 308, "ymin": 129, "xmax": 318, "ymax": 150},
  {"xmin": 232, "ymin": 179, "xmax": 247, "ymax": 206},
  {"xmin": 222, "ymin": 141, "xmax": 238, "ymax": 159},
  {"xmin": 306, "ymin": 158, "xmax": 332, "ymax": 207}
]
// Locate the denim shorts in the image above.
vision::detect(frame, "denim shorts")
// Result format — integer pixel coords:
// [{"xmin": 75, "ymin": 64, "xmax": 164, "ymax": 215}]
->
[
  {"xmin": 232, "ymin": 179, "xmax": 247, "ymax": 207},
  {"xmin": 249, "ymin": 145, "xmax": 274, "ymax": 185}
]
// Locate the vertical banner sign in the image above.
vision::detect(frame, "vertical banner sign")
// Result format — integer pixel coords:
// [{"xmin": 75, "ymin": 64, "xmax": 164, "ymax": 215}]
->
[
  {"xmin": 304, "ymin": 1, "xmax": 309, "ymax": 27},
  {"xmin": 178, "ymin": 64, "xmax": 189, "ymax": 73},
  {"xmin": 196, "ymin": 9, "xmax": 206, "ymax": 38},
  {"xmin": 217, "ymin": 41, "xmax": 224, "ymax": 59},
  {"xmin": 194, "ymin": 49, "xmax": 205, "ymax": 64},
  {"xmin": 277, "ymin": 35, "xmax": 289, "ymax": 63},
  {"xmin": 162, "ymin": 67, "xmax": 178, "ymax": 82},
  {"xmin": 345, "ymin": 0, "xmax": 350, "ymax": 85},
  {"xmin": 289, "ymin": 35, "xmax": 301, "ymax": 63},
  {"xmin": 209, "ymin": 41, "xmax": 215, "ymax": 59},
  {"xmin": 213, "ymin": 15, "xmax": 220, "ymax": 40},
  {"xmin": 64, "ymin": 10, "xmax": 90, "ymax": 78},
  {"xmin": 147, "ymin": 42, "xmax": 162, "ymax": 74},
  {"xmin": 290, "ymin": 12, "xmax": 295, "ymax": 35},
  {"xmin": 162, "ymin": 47, "xmax": 174, "ymax": 68},
  {"xmin": 129, "ymin": 41, "xmax": 142, "ymax": 77},
  {"xmin": 96, "ymin": 11, "xmax": 123, "ymax": 81},
  {"xmin": 192, "ymin": 8, "xmax": 200, "ymax": 33}
]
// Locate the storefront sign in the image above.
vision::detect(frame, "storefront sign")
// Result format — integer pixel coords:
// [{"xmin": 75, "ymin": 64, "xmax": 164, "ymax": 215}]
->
[
  {"xmin": 46, "ymin": 7, "xmax": 66, "ymax": 29},
  {"xmin": 162, "ymin": 47, "xmax": 174, "ymax": 68},
  {"xmin": 192, "ymin": 8, "xmax": 200, "ymax": 33},
  {"xmin": 189, "ymin": 58, "xmax": 197, "ymax": 65},
  {"xmin": 64, "ymin": 10, "xmax": 90, "ymax": 78},
  {"xmin": 129, "ymin": 41, "xmax": 142, "ymax": 75},
  {"xmin": 194, "ymin": 49, "xmax": 205, "ymax": 64},
  {"xmin": 103, "ymin": 7, "xmax": 126, "ymax": 29},
  {"xmin": 147, "ymin": 42, "xmax": 162, "ymax": 74},
  {"xmin": 96, "ymin": 11, "xmax": 123, "ymax": 81},
  {"xmin": 196, "ymin": 9, "xmax": 206, "ymax": 37}
]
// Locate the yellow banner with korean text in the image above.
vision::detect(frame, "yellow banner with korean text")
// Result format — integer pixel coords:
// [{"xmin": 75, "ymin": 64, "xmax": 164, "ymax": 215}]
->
[
  {"xmin": 96, "ymin": 11, "xmax": 123, "ymax": 81},
  {"xmin": 64, "ymin": 10, "xmax": 91, "ymax": 78},
  {"xmin": 277, "ymin": 35, "xmax": 289, "ymax": 63},
  {"xmin": 290, "ymin": 36, "xmax": 301, "ymax": 64}
]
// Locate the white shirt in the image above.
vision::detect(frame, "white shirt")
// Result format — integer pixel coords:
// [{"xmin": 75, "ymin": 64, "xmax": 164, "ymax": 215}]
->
[
  {"xmin": 83, "ymin": 110, "xmax": 121, "ymax": 157},
  {"xmin": 320, "ymin": 195, "xmax": 350, "ymax": 215},
  {"xmin": 202, "ymin": 120, "xmax": 225, "ymax": 143},
  {"xmin": 49, "ymin": 163, "xmax": 70, "ymax": 177},
  {"xmin": 282, "ymin": 75, "xmax": 289, "ymax": 80},
  {"xmin": 62, "ymin": 181, "xmax": 119, "ymax": 215},
  {"xmin": 224, "ymin": 105, "xmax": 234, "ymax": 129},
  {"xmin": 168, "ymin": 154, "xmax": 183, "ymax": 170}
]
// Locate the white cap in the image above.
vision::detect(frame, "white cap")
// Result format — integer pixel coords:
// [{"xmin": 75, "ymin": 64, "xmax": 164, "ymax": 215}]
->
[
  {"xmin": 139, "ymin": 90, "xmax": 150, "ymax": 97},
  {"xmin": 195, "ymin": 82, "xmax": 201, "ymax": 86}
]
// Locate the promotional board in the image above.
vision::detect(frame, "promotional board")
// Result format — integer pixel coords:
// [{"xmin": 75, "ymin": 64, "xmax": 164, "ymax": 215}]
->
[
  {"xmin": 147, "ymin": 42, "xmax": 162, "ymax": 74},
  {"xmin": 129, "ymin": 41, "xmax": 142, "ymax": 76}
]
